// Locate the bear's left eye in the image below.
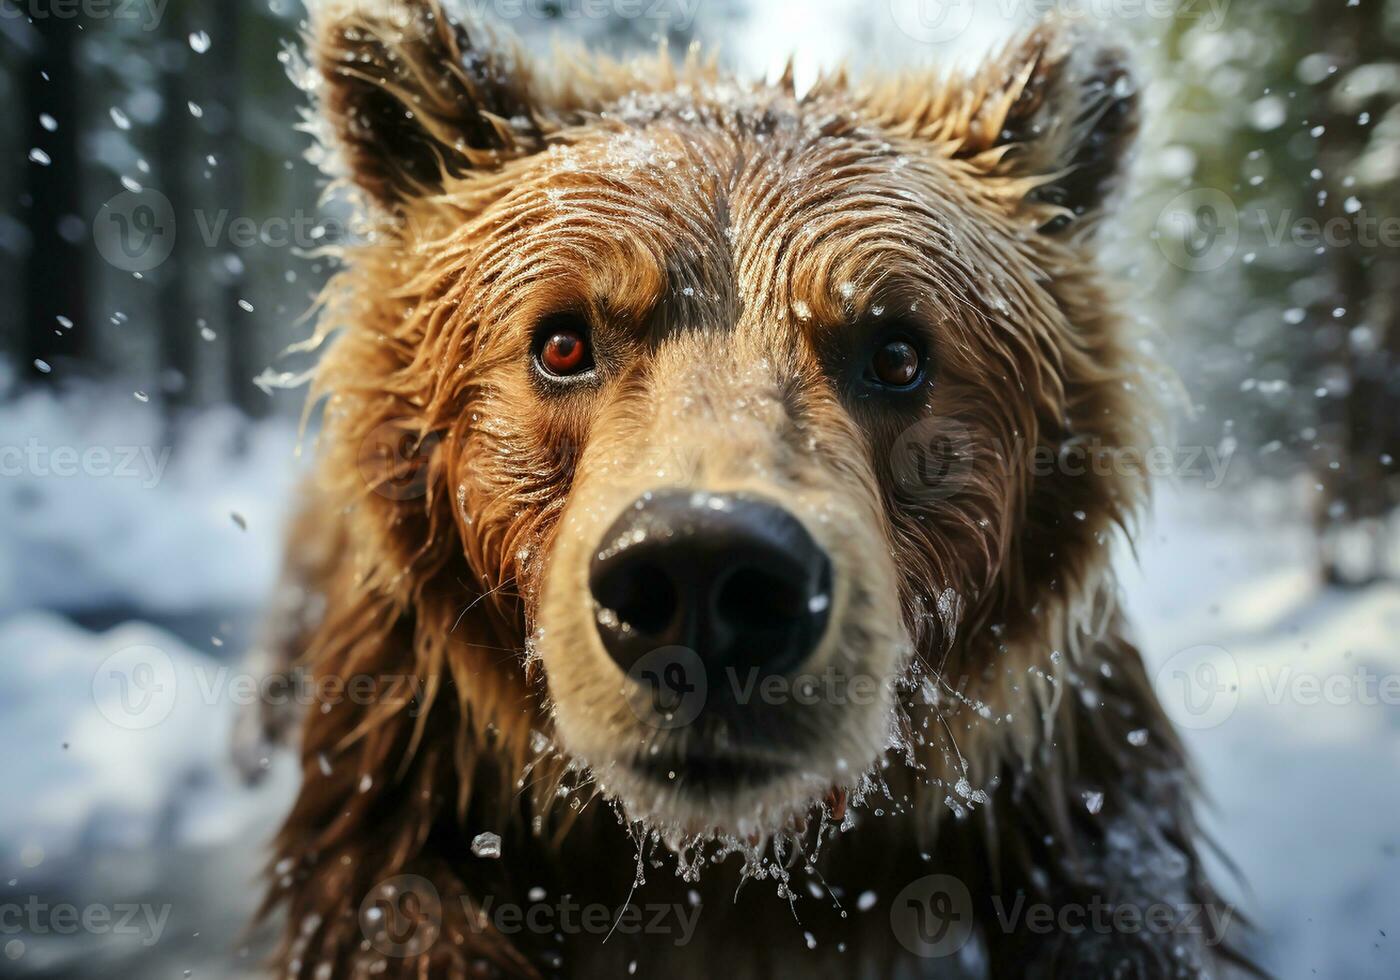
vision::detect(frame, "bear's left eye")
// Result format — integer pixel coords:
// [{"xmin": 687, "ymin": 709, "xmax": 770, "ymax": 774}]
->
[
  {"xmin": 534, "ymin": 314, "xmax": 595, "ymax": 379},
  {"xmin": 867, "ymin": 336, "xmax": 924, "ymax": 390}
]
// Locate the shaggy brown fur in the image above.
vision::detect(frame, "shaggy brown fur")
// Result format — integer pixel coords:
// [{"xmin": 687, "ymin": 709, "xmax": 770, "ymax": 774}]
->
[{"xmin": 245, "ymin": 2, "xmax": 1248, "ymax": 976}]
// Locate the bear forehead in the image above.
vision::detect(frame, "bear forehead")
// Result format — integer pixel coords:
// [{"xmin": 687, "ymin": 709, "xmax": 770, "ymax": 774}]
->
[
  {"xmin": 596, "ymin": 83, "xmax": 880, "ymax": 142},
  {"xmin": 539, "ymin": 84, "xmax": 917, "ymax": 189},
  {"xmin": 474, "ymin": 87, "xmax": 991, "ymax": 317}
]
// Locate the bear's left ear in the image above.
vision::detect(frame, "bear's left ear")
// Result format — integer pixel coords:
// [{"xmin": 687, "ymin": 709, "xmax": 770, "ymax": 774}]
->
[
  {"xmin": 309, "ymin": 0, "xmax": 547, "ymax": 210},
  {"xmin": 866, "ymin": 22, "xmax": 1139, "ymax": 236},
  {"xmin": 965, "ymin": 23, "xmax": 1139, "ymax": 234}
]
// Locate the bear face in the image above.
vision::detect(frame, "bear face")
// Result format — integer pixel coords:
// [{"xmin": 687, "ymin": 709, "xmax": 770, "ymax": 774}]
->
[
  {"xmin": 254, "ymin": 6, "xmax": 1258, "ymax": 976},
  {"xmin": 302, "ymin": 0, "xmax": 1147, "ymax": 845}
]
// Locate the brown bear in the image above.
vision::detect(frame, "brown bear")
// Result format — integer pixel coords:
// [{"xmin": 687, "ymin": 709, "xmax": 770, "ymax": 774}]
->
[{"xmin": 245, "ymin": 2, "xmax": 1249, "ymax": 976}]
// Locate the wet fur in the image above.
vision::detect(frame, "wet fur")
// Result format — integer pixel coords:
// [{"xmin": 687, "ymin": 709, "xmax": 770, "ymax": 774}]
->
[{"xmin": 252, "ymin": 3, "xmax": 1247, "ymax": 976}]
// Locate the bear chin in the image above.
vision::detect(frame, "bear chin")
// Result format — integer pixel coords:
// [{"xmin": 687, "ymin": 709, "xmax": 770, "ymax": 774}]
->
[
  {"xmin": 591, "ymin": 761, "xmax": 861, "ymax": 846},
  {"xmin": 551, "ymin": 696, "xmax": 901, "ymax": 845}
]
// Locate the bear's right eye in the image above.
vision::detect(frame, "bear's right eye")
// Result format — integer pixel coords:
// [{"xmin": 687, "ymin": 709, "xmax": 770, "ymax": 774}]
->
[{"xmin": 533, "ymin": 314, "xmax": 595, "ymax": 380}]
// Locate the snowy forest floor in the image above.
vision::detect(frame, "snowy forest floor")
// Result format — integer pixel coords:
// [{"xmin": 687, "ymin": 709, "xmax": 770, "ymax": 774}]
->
[{"xmin": 1, "ymin": 391, "xmax": 1396, "ymax": 978}]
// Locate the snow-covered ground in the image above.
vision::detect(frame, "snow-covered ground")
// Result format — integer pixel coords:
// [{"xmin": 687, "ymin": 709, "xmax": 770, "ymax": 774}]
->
[
  {"xmin": 1, "ymin": 394, "xmax": 1396, "ymax": 977},
  {"xmin": 0, "ymin": 386, "xmax": 303, "ymax": 622},
  {"xmin": 1123, "ymin": 487, "xmax": 1400, "ymax": 979},
  {"xmin": 0, "ymin": 388, "xmax": 304, "ymax": 977}
]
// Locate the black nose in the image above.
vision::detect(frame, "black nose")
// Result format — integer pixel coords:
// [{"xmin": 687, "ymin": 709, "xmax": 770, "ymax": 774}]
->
[{"xmin": 589, "ymin": 491, "xmax": 833, "ymax": 681}]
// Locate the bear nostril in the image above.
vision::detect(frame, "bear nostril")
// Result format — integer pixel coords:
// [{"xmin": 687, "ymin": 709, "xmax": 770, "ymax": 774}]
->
[
  {"xmin": 714, "ymin": 565, "xmax": 805, "ymax": 633},
  {"xmin": 588, "ymin": 491, "xmax": 833, "ymax": 686},
  {"xmin": 593, "ymin": 559, "xmax": 678, "ymax": 637}
]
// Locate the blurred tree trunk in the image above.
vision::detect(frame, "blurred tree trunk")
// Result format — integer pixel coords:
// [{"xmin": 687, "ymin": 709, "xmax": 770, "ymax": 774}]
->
[
  {"xmin": 21, "ymin": 11, "xmax": 87, "ymax": 379},
  {"xmin": 1312, "ymin": 0, "xmax": 1399, "ymax": 583},
  {"xmin": 158, "ymin": 20, "xmax": 195, "ymax": 409},
  {"xmin": 210, "ymin": 6, "xmax": 263, "ymax": 418}
]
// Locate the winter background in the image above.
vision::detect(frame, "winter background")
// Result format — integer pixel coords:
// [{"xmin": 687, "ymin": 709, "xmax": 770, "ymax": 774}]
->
[{"xmin": 1, "ymin": 0, "xmax": 1398, "ymax": 977}]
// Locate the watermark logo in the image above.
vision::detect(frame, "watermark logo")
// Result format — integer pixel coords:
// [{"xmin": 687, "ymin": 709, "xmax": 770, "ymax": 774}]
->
[
  {"xmin": 887, "ymin": 0, "xmax": 976, "ymax": 44},
  {"xmin": 359, "ymin": 875, "xmax": 442, "ymax": 958},
  {"xmin": 624, "ymin": 645, "xmax": 707, "ymax": 730},
  {"xmin": 1159, "ymin": 189, "xmax": 1400, "ymax": 273},
  {"xmin": 357, "ymin": 420, "xmax": 441, "ymax": 501},
  {"xmin": 92, "ymin": 643, "xmax": 178, "ymax": 730},
  {"xmin": 91, "ymin": 653, "xmax": 424, "ymax": 731},
  {"xmin": 1155, "ymin": 188, "xmax": 1240, "ymax": 272},
  {"xmin": 93, "ymin": 189, "xmax": 176, "ymax": 273},
  {"xmin": 1153, "ymin": 644, "xmax": 1240, "ymax": 730},
  {"xmin": 890, "ymin": 874, "xmax": 975, "ymax": 958},
  {"xmin": 988, "ymin": 894, "xmax": 1235, "ymax": 945},
  {"xmin": 890, "ymin": 417, "xmax": 978, "ymax": 503}
]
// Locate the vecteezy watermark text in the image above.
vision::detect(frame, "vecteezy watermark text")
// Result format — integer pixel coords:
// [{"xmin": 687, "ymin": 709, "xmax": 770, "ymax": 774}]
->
[
  {"xmin": 1157, "ymin": 188, "xmax": 1400, "ymax": 272},
  {"xmin": 890, "ymin": 873, "xmax": 1235, "ymax": 959},
  {"xmin": 0, "ymin": 440, "xmax": 170, "ymax": 488},
  {"xmin": 988, "ymin": 893, "xmax": 1234, "ymax": 946},
  {"xmin": 358, "ymin": 875, "xmax": 701, "ymax": 958},
  {"xmin": 1154, "ymin": 644, "xmax": 1400, "ymax": 730},
  {"xmin": 467, "ymin": 895, "xmax": 700, "ymax": 945},
  {"xmin": 0, "ymin": 898, "xmax": 171, "ymax": 947},
  {"xmin": 92, "ymin": 644, "xmax": 426, "ymax": 731},
  {"xmin": 0, "ymin": 0, "xmax": 168, "ymax": 31},
  {"xmin": 890, "ymin": 421, "xmax": 1236, "ymax": 504}
]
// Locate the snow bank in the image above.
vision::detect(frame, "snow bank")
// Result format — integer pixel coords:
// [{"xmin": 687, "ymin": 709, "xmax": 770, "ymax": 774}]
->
[
  {"xmin": 1121, "ymin": 486, "xmax": 1400, "ymax": 978},
  {"xmin": 0, "ymin": 612, "xmax": 297, "ymax": 872},
  {"xmin": 0, "ymin": 385, "xmax": 304, "ymax": 618}
]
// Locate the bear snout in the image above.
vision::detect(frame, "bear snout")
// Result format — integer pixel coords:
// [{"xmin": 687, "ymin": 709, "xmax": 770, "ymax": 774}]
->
[{"xmin": 588, "ymin": 489, "xmax": 834, "ymax": 688}]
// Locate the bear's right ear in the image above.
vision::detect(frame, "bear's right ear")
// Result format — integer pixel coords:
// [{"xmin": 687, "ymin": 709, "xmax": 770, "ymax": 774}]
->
[
  {"xmin": 310, "ymin": 0, "xmax": 544, "ymax": 210},
  {"xmin": 958, "ymin": 22, "xmax": 1139, "ymax": 236},
  {"xmin": 859, "ymin": 21, "xmax": 1138, "ymax": 237}
]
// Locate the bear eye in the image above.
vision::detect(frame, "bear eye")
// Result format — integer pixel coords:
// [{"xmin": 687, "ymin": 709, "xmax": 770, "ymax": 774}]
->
[
  {"xmin": 534, "ymin": 314, "xmax": 594, "ymax": 379},
  {"xmin": 868, "ymin": 336, "xmax": 923, "ymax": 390}
]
